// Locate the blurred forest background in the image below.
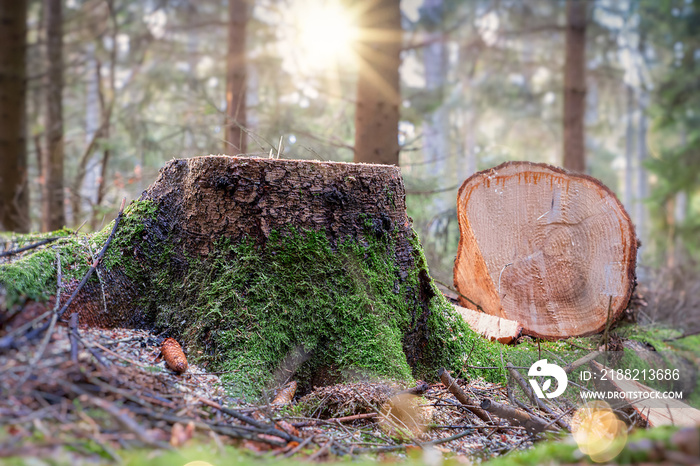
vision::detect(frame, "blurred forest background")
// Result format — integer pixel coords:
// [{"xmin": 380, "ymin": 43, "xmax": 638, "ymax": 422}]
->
[{"xmin": 1, "ymin": 0, "xmax": 699, "ymax": 309}]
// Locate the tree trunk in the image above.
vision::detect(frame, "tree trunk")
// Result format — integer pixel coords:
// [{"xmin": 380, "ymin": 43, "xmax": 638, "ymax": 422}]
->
[
  {"xmin": 454, "ymin": 162, "xmax": 637, "ymax": 339},
  {"xmin": 42, "ymin": 0, "xmax": 66, "ymax": 231},
  {"xmin": 225, "ymin": 0, "xmax": 247, "ymax": 155},
  {"xmin": 624, "ymin": 84, "xmax": 635, "ymax": 212},
  {"xmin": 635, "ymin": 92, "xmax": 648, "ymax": 255},
  {"xmin": 353, "ymin": 0, "xmax": 401, "ymax": 165},
  {"xmin": 421, "ymin": 0, "xmax": 450, "ymax": 209},
  {"xmin": 0, "ymin": 0, "xmax": 30, "ymax": 232},
  {"xmin": 1, "ymin": 156, "xmax": 503, "ymax": 399},
  {"xmin": 562, "ymin": 0, "xmax": 587, "ymax": 173}
]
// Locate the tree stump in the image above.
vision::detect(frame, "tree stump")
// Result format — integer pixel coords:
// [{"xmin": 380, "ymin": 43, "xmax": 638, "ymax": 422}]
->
[
  {"xmin": 454, "ymin": 161, "xmax": 637, "ymax": 339},
  {"xmin": 2, "ymin": 156, "xmax": 503, "ymax": 398}
]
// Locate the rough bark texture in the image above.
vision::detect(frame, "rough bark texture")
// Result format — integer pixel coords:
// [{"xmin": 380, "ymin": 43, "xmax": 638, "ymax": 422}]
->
[
  {"xmin": 42, "ymin": 0, "xmax": 66, "ymax": 231},
  {"xmin": 454, "ymin": 161, "xmax": 637, "ymax": 339},
  {"xmin": 1, "ymin": 156, "xmax": 503, "ymax": 398},
  {"xmin": 562, "ymin": 0, "xmax": 587, "ymax": 173},
  {"xmin": 225, "ymin": 0, "xmax": 248, "ymax": 155},
  {"xmin": 141, "ymin": 156, "xmax": 410, "ymax": 257},
  {"xmin": 353, "ymin": 0, "xmax": 401, "ymax": 166},
  {"xmin": 0, "ymin": 0, "xmax": 30, "ymax": 232}
]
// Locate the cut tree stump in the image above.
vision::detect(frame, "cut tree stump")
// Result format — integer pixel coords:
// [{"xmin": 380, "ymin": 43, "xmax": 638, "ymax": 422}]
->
[
  {"xmin": 1, "ymin": 156, "xmax": 503, "ymax": 398},
  {"xmin": 454, "ymin": 161, "xmax": 637, "ymax": 339}
]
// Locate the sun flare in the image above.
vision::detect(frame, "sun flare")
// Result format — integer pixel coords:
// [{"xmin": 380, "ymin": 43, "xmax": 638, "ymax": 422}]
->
[{"xmin": 292, "ymin": 1, "xmax": 358, "ymax": 69}]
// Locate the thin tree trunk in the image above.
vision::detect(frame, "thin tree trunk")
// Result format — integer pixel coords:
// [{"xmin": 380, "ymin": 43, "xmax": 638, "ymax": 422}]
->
[
  {"xmin": 0, "ymin": 0, "xmax": 30, "ymax": 232},
  {"xmin": 93, "ymin": 124, "xmax": 111, "ymax": 230},
  {"xmin": 458, "ymin": 11, "xmax": 481, "ymax": 183},
  {"xmin": 422, "ymin": 1, "xmax": 447, "ymax": 165},
  {"xmin": 635, "ymin": 93, "xmax": 648, "ymax": 251},
  {"xmin": 562, "ymin": 0, "xmax": 587, "ymax": 173},
  {"xmin": 673, "ymin": 128, "xmax": 688, "ymax": 265},
  {"xmin": 422, "ymin": 0, "xmax": 450, "ymax": 208},
  {"xmin": 42, "ymin": 0, "xmax": 66, "ymax": 231},
  {"xmin": 72, "ymin": 43, "xmax": 101, "ymax": 225},
  {"xmin": 30, "ymin": 1, "xmax": 45, "ymax": 224},
  {"xmin": 353, "ymin": 0, "xmax": 402, "ymax": 165},
  {"xmin": 90, "ymin": 0, "xmax": 117, "ymax": 229},
  {"xmin": 225, "ymin": 0, "xmax": 247, "ymax": 155},
  {"xmin": 624, "ymin": 85, "xmax": 635, "ymax": 212}
]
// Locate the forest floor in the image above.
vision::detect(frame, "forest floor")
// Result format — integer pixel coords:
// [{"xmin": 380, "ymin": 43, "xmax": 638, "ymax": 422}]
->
[
  {"xmin": 1, "ymin": 316, "xmax": 699, "ymax": 465},
  {"xmin": 0, "ymin": 324, "xmax": 542, "ymax": 465}
]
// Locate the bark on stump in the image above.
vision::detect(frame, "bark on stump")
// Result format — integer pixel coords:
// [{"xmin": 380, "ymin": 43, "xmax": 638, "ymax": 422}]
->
[
  {"xmin": 2, "ymin": 156, "xmax": 501, "ymax": 398},
  {"xmin": 454, "ymin": 161, "xmax": 637, "ymax": 339}
]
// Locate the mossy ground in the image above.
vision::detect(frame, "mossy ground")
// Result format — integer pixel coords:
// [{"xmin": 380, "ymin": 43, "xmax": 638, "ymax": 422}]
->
[
  {"xmin": 1, "ymin": 230, "xmax": 89, "ymax": 306},
  {"xmin": 0, "ymin": 424, "xmax": 687, "ymax": 466},
  {"xmin": 1, "ymin": 200, "xmax": 506, "ymax": 400},
  {"xmin": 0, "ymin": 201, "xmax": 159, "ymax": 309},
  {"xmin": 487, "ymin": 425, "xmax": 683, "ymax": 465}
]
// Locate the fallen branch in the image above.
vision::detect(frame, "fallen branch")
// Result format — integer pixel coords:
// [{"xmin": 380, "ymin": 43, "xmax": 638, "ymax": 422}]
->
[
  {"xmin": 505, "ymin": 363, "xmax": 570, "ymax": 431},
  {"xmin": 563, "ymin": 350, "xmax": 602, "ymax": 374},
  {"xmin": 126, "ymin": 405, "xmax": 288, "ymax": 447},
  {"xmin": 198, "ymin": 397, "xmax": 304, "ymax": 444},
  {"xmin": 292, "ymin": 412, "xmax": 378, "ymax": 428},
  {"xmin": 438, "ymin": 368, "xmax": 492, "ymax": 423},
  {"xmin": 83, "ymin": 394, "xmax": 171, "ymax": 450},
  {"xmin": 0, "ymin": 237, "xmax": 61, "ymax": 258},
  {"xmin": 282, "ymin": 435, "xmax": 315, "ymax": 458},
  {"xmin": 289, "ymin": 381, "xmax": 431, "ymax": 428},
  {"xmin": 69, "ymin": 313, "xmax": 79, "ymax": 363},
  {"xmin": 479, "ymin": 398, "xmax": 550, "ymax": 435},
  {"xmin": 83, "ymin": 375, "xmax": 289, "ymax": 447},
  {"xmin": 308, "ymin": 438, "xmax": 333, "ymax": 461}
]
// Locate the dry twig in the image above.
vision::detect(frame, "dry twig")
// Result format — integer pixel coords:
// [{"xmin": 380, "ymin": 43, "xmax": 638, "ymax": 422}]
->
[{"xmin": 438, "ymin": 368, "xmax": 492, "ymax": 423}]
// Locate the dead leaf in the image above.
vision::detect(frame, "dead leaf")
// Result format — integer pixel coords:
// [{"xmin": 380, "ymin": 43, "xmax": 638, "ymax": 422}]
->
[
  {"xmin": 170, "ymin": 421, "xmax": 194, "ymax": 447},
  {"xmin": 275, "ymin": 420, "xmax": 299, "ymax": 437}
]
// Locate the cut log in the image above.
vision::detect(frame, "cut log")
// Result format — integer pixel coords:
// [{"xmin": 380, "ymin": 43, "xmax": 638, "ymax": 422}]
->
[
  {"xmin": 454, "ymin": 161, "xmax": 637, "ymax": 339},
  {"xmin": 452, "ymin": 304, "xmax": 521, "ymax": 344},
  {"xmin": 1, "ymin": 156, "xmax": 504, "ymax": 399}
]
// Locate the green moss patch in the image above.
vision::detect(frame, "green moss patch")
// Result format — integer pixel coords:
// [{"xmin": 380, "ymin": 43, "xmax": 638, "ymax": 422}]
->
[{"xmin": 0, "ymin": 202, "xmax": 160, "ymax": 309}]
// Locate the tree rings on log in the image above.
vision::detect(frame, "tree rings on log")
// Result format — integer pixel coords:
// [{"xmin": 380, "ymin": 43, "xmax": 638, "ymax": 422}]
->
[{"xmin": 453, "ymin": 161, "xmax": 637, "ymax": 339}]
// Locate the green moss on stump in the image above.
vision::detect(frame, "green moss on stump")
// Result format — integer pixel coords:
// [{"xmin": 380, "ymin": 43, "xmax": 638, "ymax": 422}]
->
[
  {"xmin": 1, "ymin": 200, "xmax": 504, "ymax": 399},
  {"xmin": 147, "ymin": 229, "xmax": 504, "ymax": 399}
]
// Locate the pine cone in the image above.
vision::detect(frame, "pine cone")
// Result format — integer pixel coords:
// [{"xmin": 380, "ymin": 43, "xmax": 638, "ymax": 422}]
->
[{"xmin": 161, "ymin": 338, "xmax": 188, "ymax": 373}]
